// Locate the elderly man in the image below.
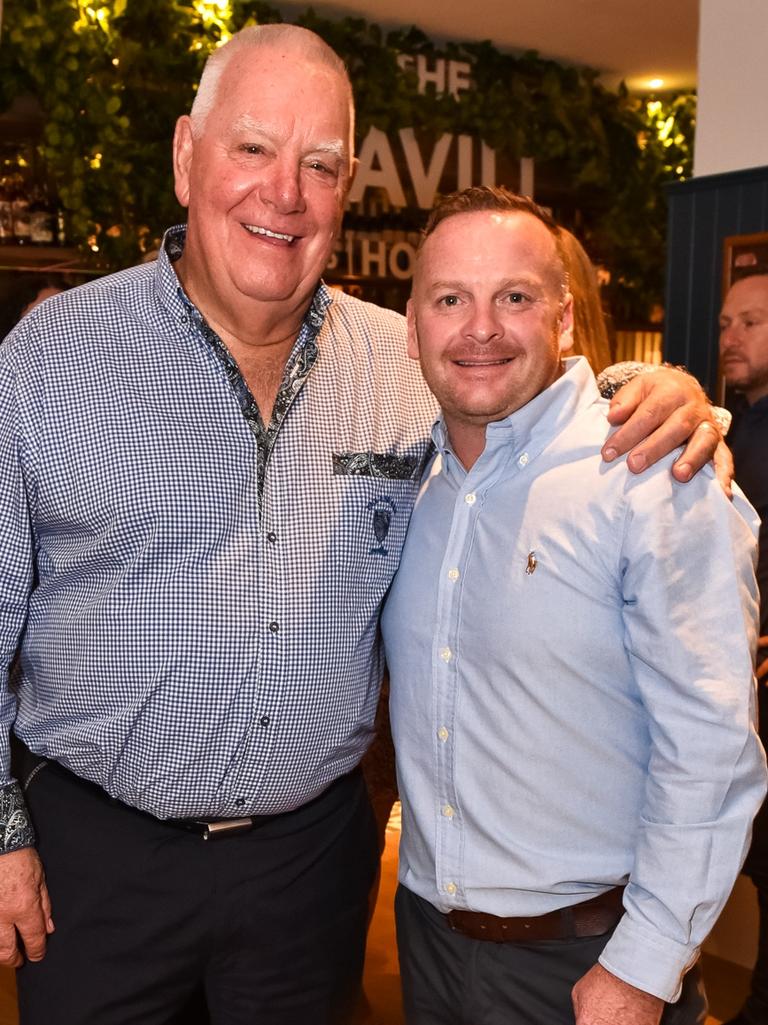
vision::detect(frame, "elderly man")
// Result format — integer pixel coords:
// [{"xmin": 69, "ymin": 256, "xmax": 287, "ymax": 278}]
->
[
  {"xmin": 719, "ymin": 269, "xmax": 768, "ymax": 1025},
  {"xmin": 382, "ymin": 187, "xmax": 766, "ymax": 1025},
  {"xmin": 0, "ymin": 25, "xmax": 728, "ymax": 1025}
]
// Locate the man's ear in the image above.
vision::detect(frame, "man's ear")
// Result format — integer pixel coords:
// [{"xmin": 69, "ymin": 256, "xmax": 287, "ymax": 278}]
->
[
  {"xmin": 173, "ymin": 116, "xmax": 195, "ymax": 209},
  {"xmin": 558, "ymin": 292, "xmax": 574, "ymax": 354},
  {"xmin": 406, "ymin": 299, "xmax": 420, "ymax": 362},
  {"xmin": 347, "ymin": 156, "xmax": 359, "ymax": 190}
]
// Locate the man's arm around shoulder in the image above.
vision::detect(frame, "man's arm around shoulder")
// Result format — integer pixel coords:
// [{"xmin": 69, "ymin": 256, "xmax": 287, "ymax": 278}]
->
[{"xmin": 574, "ymin": 463, "xmax": 766, "ymax": 1016}]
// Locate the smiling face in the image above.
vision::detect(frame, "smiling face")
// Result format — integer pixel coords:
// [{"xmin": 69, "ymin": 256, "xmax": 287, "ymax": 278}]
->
[
  {"xmin": 719, "ymin": 274, "xmax": 768, "ymax": 405},
  {"xmin": 407, "ymin": 210, "xmax": 572, "ymax": 461},
  {"xmin": 173, "ymin": 45, "xmax": 354, "ymax": 327}
]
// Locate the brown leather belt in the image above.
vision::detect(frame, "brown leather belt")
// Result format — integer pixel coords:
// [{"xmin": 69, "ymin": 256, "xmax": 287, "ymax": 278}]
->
[{"xmin": 446, "ymin": 885, "xmax": 625, "ymax": 943}]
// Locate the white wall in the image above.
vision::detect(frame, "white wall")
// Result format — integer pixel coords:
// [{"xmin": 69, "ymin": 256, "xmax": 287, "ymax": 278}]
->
[{"xmin": 695, "ymin": 0, "xmax": 768, "ymax": 177}]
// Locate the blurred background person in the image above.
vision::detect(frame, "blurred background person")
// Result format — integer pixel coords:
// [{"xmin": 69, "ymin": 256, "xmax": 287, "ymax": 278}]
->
[
  {"xmin": 719, "ymin": 266, "xmax": 768, "ymax": 1025},
  {"xmin": 559, "ymin": 227, "xmax": 614, "ymax": 372}
]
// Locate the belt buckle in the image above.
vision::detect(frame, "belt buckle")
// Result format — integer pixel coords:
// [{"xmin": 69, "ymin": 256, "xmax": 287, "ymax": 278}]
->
[{"xmin": 196, "ymin": 817, "xmax": 254, "ymax": 840}]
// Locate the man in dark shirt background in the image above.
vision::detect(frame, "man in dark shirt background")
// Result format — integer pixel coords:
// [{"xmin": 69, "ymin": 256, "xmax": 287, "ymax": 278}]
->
[{"xmin": 720, "ymin": 268, "xmax": 768, "ymax": 1025}]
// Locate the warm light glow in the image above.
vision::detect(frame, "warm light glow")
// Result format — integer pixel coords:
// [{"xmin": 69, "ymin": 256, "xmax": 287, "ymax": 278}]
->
[
  {"xmin": 648, "ymin": 78, "xmax": 664, "ymax": 90},
  {"xmin": 90, "ymin": 153, "xmax": 103, "ymax": 169},
  {"xmin": 112, "ymin": 57, "xmax": 120, "ymax": 66},
  {"xmin": 190, "ymin": 0, "xmax": 232, "ymax": 48},
  {"xmin": 73, "ymin": 0, "xmax": 111, "ymax": 35}
]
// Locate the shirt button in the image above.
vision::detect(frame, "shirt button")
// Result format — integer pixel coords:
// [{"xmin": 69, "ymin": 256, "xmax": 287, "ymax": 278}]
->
[
  {"xmin": 266, "ymin": 531, "xmax": 277, "ymax": 544},
  {"xmin": 518, "ymin": 452, "xmax": 529, "ymax": 467},
  {"xmin": 464, "ymin": 492, "xmax": 476, "ymax": 505},
  {"xmin": 439, "ymin": 647, "xmax": 453, "ymax": 663},
  {"xmin": 268, "ymin": 621, "xmax": 280, "ymax": 633},
  {"xmin": 442, "ymin": 804, "xmax": 454, "ymax": 819},
  {"xmin": 447, "ymin": 568, "xmax": 460, "ymax": 582},
  {"xmin": 445, "ymin": 882, "xmax": 457, "ymax": 895},
  {"xmin": 235, "ymin": 797, "xmax": 245, "ymax": 807},
  {"xmin": 259, "ymin": 715, "xmax": 271, "ymax": 727},
  {"xmin": 437, "ymin": 726, "xmax": 449, "ymax": 742}
]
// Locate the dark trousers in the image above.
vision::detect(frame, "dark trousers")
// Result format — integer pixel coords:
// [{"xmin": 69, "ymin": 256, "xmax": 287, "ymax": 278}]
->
[
  {"xmin": 735, "ymin": 683, "xmax": 768, "ymax": 1024},
  {"xmin": 395, "ymin": 885, "xmax": 707, "ymax": 1025},
  {"xmin": 737, "ymin": 868, "xmax": 768, "ymax": 1023},
  {"xmin": 17, "ymin": 761, "xmax": 379, "ymax": 1025}
]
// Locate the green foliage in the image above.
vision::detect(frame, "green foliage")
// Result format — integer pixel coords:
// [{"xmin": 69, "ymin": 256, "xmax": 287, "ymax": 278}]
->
[{"xmin": 0, "ymin": 0, "xmax": 695, "ymax": 317}]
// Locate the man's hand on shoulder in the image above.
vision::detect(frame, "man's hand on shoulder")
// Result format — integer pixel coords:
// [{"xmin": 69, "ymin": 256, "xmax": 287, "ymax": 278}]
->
[
  {"xmin": 601, "ymin": 366, "xmax": 728, "ymax": 491},
  {"xmin": 572, "ymin": 963, "xmax": 664, "ymax": 1025},
  {"xmin": 0, "ymin": 848, "xmax": 54, "ymax": 966}
]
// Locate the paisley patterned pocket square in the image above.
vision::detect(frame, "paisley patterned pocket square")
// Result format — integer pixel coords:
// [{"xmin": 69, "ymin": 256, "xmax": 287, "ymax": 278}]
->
[{"xmin": 332, "ymin": 452, "xmax": 418, "ymax": 480}]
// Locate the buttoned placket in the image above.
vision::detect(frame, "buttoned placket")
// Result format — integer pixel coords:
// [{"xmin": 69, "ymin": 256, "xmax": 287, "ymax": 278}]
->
[
  {"xmin": 429, "ymin": 429, "xmax": 538, "ymax": 905},
  {"xmin": 177, "ymin": 285, "xmax": 325, "ymax": 812}
]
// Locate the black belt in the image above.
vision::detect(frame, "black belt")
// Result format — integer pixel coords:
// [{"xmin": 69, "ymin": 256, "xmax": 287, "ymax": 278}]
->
[
  {"xmin": 164, "ymin": 815, "xmax": 269, "ymax": 840},
  {"xmin": 32, "ymin": 753, "xmax": 359, "ymax": 841}
]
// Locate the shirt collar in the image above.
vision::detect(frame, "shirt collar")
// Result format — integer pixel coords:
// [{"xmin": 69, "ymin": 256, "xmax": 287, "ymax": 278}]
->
[
  {"xmin": 152, "ymin": 224, "xmax": 332, "ymax": 338},
  {"xmin": 431, "ymin": 356, "xmax": 602, "ymax": 470}
]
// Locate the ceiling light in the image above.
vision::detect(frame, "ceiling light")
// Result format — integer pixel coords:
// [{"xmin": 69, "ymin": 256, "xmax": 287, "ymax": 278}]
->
[{"xmin": 648, "ymin": 78, "xmax": 664, "ymax": 90}]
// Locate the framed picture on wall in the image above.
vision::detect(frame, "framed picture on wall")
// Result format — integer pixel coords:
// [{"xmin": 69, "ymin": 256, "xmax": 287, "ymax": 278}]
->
[
  {"xmin": 718, "ymin": 231, "xmax": 768, "ymax": 403},
  {"xmin": 723, "ymin": 231, "xmax": 768, "ymax": 292}
]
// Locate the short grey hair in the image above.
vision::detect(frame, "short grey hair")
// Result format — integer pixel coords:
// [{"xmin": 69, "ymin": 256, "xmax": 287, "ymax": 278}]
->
[{"xmin": 189, "ymin": 24, "xmax": 354, "ymax": 141}]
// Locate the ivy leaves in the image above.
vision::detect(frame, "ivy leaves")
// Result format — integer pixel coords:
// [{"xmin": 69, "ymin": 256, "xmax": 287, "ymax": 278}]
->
[{"xmin": 0, "ymin": 0, "xmax": 694, "ymax": 319}]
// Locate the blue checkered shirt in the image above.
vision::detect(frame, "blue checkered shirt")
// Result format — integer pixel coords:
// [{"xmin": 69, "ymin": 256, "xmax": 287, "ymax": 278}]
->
[{"xmin": 0, "ymin": 226, "xmax": 436, "ymax": 824}]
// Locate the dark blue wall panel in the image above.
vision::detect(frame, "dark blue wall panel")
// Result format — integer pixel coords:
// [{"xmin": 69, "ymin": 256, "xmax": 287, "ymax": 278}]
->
[{"xmin": 664, "ymin": 165, "xmax": 768, "ymax": 394}]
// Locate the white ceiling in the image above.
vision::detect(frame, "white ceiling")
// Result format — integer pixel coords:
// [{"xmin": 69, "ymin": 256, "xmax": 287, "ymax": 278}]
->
[{"xmin": 283, "ymin": 0, "xmax": 700, "ymax": 91}]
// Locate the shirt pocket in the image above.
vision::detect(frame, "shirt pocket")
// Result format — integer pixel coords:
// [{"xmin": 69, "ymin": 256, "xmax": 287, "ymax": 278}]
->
[{"xmin": 329, "ymin": 468, "xmax": 419, "ymax": 592}]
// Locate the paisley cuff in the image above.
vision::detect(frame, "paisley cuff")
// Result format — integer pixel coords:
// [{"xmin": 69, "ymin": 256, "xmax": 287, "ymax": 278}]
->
[{"xmin": 0, "ymin": 781, "xmax": 36, "ymax": 854}]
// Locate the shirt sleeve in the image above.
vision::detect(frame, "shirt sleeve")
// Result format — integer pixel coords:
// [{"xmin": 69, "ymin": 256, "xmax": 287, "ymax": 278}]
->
[
  {"xmin": 0, "ymin": 325, "xmax": 41, "ymax": 853},
  {"xmin": 598, "ymin": 464, "xmax": 767, "ymax": 1001}
]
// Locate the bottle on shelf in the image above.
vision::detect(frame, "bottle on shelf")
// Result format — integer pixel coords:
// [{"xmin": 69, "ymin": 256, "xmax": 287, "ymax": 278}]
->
[
  {"xmin": 0, "ymin": 176, "xmax": 14, "ymax": 243},
  {"xmin": 56, "ymin": 206, "xmax": 67, "ymax": 246},
  {"xmin": 11, "ymin": 173, "xmax": 31, "ymax": 245}
]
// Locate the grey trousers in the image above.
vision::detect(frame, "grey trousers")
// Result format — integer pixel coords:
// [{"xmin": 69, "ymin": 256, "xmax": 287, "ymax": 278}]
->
[{"xmin": 395, "ymin": 886, "xmax": 707, "ymax": 1025}]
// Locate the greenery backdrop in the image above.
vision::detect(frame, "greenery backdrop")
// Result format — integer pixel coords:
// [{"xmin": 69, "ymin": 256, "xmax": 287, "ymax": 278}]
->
[{"xmin": 0, "ymin": 0, "xmax": 695, "ymax": 321}]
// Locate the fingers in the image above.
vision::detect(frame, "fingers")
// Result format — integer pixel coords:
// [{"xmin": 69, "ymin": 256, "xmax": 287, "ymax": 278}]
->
[
  {"xmin": 670, "ymin": 421, "xmax": 721, "ymax": 483},
  {"xmin": 604, "ymin": 374, "xmax": 648, "ymax": 428},
  {"xmin": 41, "ymin": 880, "xmax": 55, "ymax": 935},
  {"xmin": 711, "ymin": 441, "xmax": 735, "ymax": 499},
  {"xmin": 757, "ymin": 655, "xmax": 768, "ymax": 682},
  {"xmin": 603, "ymin": 398, "xmax": 670, "ymax": 464},
  {"xmin": 0, "ymin": 923, "xmax": 21, "ymax": 968},
  {"xmin": 16, "ymin": 901, "xmax": 50, "ymax": 962},
  {"xmin": 604, "ymin": 408, "xmax": 717, "ymax": 475}
]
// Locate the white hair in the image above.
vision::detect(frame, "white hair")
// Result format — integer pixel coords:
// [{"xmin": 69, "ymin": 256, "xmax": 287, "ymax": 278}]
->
[{"xmin": 189, "ymin": 24, "xmax": 354, "ymax": 143}]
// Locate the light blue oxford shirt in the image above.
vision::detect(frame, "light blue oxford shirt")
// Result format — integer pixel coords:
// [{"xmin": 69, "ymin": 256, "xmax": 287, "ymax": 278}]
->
[{"xmin": 382, "ymin": 357, "xmax": 767, "ymax": 1002}]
